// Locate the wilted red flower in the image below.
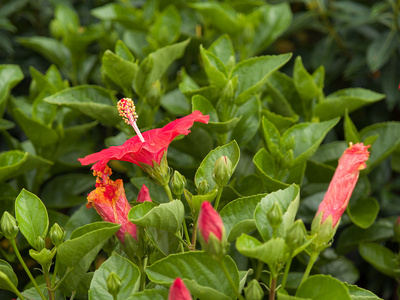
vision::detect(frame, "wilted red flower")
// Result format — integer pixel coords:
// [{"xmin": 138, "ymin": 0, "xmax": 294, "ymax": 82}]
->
[
  {"xmin": 78, "ymin": 104, "xmax": 209, "ymax": 170},
  {"xmin": 168, "ymin": 278, "xmax": 192, "ymax": 300},
  {"xmin": 87, "ymin": 164, "xmax": 136, "ymax": 243},
  {"xmin": 198, "ymin": 201, "xmax": 224, "ymax": 243},
  {"xmin": 316, "ymin": 143, "xmax": 370, "ymax": 227},
  {"xmin": 137, "ymin": 184, "xmax": 152, "ymax": 203}
]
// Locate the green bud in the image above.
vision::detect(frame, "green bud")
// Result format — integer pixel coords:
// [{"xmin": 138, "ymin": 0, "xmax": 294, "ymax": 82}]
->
[
  {"xmin": 35, "ymin": 236, "xmax": 46, "ymax": 251},
  {"xmin": 198, "ymin": 231, "xmax": 227, "ymax": 261},
  {"xmin": 146, "ymin": 80, "xmax": 162, "ymax": 107},
  {"xmin": 310, "ymin": 212, "xmax": 338, "ymax": 252},
  {"xmin": 106, "ymin": 272, "xmax": 122, "ymax": 298},
  {"xmin": 1, "ymin": 212, "xmax": 19, "ymax": 240},
  {"xmin": 29, "ymin": 247, "xmax": 56, "ymax": 271},
  {"xmin": 139, "ymin": 152, "xmax": 171, "ymax": 186},
  {"xmin": 267, "ymin": 202, "xmax": 283, "ymax": 230},
  {"xmin": 198, "ymin": 179, "xmax": 210, "ymax": 195},
  {"xmin": 244, "ymin": 279, "xmax": 264, "ymax": 300},
  {"xmin": 286, "ymin": 219, "xmax": 307, "ymax": 251},
  {"xmin": 221, "ymin": 76, "xmax": 238, "ymax": 103},
  {"xmin": 212, "ymin": 156, "xmax": 233, "ymax": 187},
  {"xmin": 170, "ymin": 170, "xmax": 186, "ymax": 197},
  {"xmin": 50, "ymin": 223, "xmax": 65, "ymax": 247}
]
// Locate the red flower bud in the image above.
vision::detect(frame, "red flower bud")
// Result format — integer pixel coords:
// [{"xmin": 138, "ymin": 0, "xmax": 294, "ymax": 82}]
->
[
  {"xmin": 168, "ymin": 278, "xmax": 192, "ymax": 300},
  {"xmin": 198, "ymin": 201, "xmax": 224, "ymax": 243},
  {"xmin": 137, "ymin": 184, "xmax": 152, "ymax": 203}
]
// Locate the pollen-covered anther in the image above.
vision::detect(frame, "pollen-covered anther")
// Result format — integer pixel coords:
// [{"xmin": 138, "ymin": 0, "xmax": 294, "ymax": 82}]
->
[{"xmin": 117, "ymin": 98, "xmax": 145, "ymax": 143}]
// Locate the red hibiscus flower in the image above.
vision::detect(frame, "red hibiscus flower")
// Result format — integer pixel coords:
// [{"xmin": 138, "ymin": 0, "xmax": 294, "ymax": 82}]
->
[
  {"xmin": 168, "ymin": 278, "xmax": 192, "ymax": 300},
  {"xmin": 78, "ymin": 100, "xmax": 209, "ymax": 171},
  {"xmin": 87, "ymin": 164, "xmax": 136, "ymax": 243},
  {"xmin": 316, "ymin": 142, "xmax": 370, "ymax": 227}
]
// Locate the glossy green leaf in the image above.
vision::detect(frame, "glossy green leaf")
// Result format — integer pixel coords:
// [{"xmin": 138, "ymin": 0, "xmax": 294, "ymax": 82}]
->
[
  {"xmin": 347, "ymin": 197, "xmax": 379, "ymax": 229},
  {"xmin": 44, "ymin": 85, "xmax": 120, "ymax": 125},
  {"xmin": 192, "ymin": 95, "xmax": 218, "ymax": 123},
  {"xmin": 319, "ymin": 256, "xmax": 359, "ymax": 284},
  {"xmin": 344, "ymin": 283, "xmax": 382, "ymax": 300},
  {"xmin": 366, "ymin": 30, "xmax": 399, "ymax": 72},
  {"xmin": 102, "ymin": 49, "xmax": 138, "ymax": 93},
  {"xmin": 0, "ymin": 260, "xmax": 18, "ymax": 292},
  {"xmin": 314, "ymin": 88, "xmax": 385, "ymax": 121},
  {"xmin": 57, "ymin": 222, "xmax": 120, "ymax": 291},
  {"xmin": 254, "ymin": 184, "xmax": 300, "ymax": 241},
  {"xmin": 282, "ymin": 118, "xmax": 340, "ymax": 164},
  {"xmin": 293, "ymin": 56, "xmax": 320, "ymax": 104},
  {"xmin": 262, "ymin": 110, "xmax": 298, "ymax": 134},
  {"xmin": 0, "ymin": 119, "xmax": 14, "ymax": 130},
  {"xmin": 0, "ymin": 150, "xmax": 53, "ymax": 182},
  {"xmin": 0, "ymin": 65, "xmax": 24, "ymax": 116},
  {"xmin": 344, "ymin": 112, "xmax": 361, "ymax": 144},
  {"xmin": 200, "ymin": 45, "xmax": 227, "ymax": 88},
  {"xmin": 91, "ymin": 3, "xmax": 144, "ymax": 29},
  {"xmin": 32, "ymin": 91, "xmax": 58, "ymax": 126},
  {"xmin": 146, "ymin": 252, "xmax": 239, "ymax": 300},
  {"xmin": 195, "ymin": 140, "xmax": 240, "ymax": 190},
  {"xmin": 220, "ymin": 194, "xmax": 267, "ymax": 242},
  {"xmin": 134, "ymin": 39, "xmax": 190, "ymax": 97},
  {"xmin": 13, "ymin": 108, "xmax": 59, "ymax": 148},
  {"xmin": 15, "ymin": 189, "xmax": 49, "ymax": 248},
  {"xmin": 359, "ymin": 242, "xmax": 399, "ymax": 278},
  {"xmin": 161, "ymin": 89, "xmax": 191, "ymax": 116},
  {"xmin": 360, "ymin": 122, "xmax": 400, "ymax": 170},
  {"xmin": 89, "ymin": 253, "xmax": 140, "ymax": 300},
  {"xmin": 40, "ymin": 174, "xmax": 94, "ymax": 208},
  {"xmin": 128, "ymin": 289, "xmax": 168, "ymax": 300},
  {"xmin": 64, "ymin": 205, "xmax": 102, "ymax": 240},
  {"xmin": 147, "ymin": 227, "xmax": 180, "ymax": 256},
  {"xmin": 236, "ymin": 234, "xmax": 290, "ymax": 270},
  {"xmin": 233, "ymin": 54, "xmax": 292, "ymax": 104},
  {"xmin": 18, "ymin": 36, "xmax": 71, "ymax": 68},
  {"xmin": 208, "ymin": 34, "xmax": 235, "ymax": 68},
  {"xmin": 150, "ymin": 5, "xmax": 181, "ymax": 47},
  {"xmin": 296, "ymin": 275, "xmax": 351, "ymax": 300},
  {"xmin": 128, "ymin": 200, "xmax": 184, "ymax": 233}
]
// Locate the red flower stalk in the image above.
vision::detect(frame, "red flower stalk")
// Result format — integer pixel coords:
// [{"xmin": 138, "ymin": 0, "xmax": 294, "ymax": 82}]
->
[
  {"xmin": 78, "ymin": 99, "xmax": 209, "ymax": 171},
  {"xmin": 198, "ymin": 201, "xmax": 224, "ymax": 243},
  {"xmin": 316, "ymin": 143, "xmax": 370, "ymax": 227},
  {"xmin": 87, "ymin": 164, "xmax": 136, "ymax": 243},
  {"xmin": 168, "ymin": 278, "xmax": 192, "ymax": 300},
  {"xmin": 137, "ymin": 184, "xmax": 152, "ymax": 203}
]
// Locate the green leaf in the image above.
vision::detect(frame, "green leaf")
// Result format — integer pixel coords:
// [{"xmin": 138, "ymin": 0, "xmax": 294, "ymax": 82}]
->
[
  {"xmin": 131, "ymin": 177, "xmax": 168, "ymax": 203},
  {"xmin": 195, "ymin": 140, "xmax": 240, "ymax": 190},
  {"xmin": 314, "ymin": 88, "xmax": 385, "ymax": 121},
  {"xmin": 293, "ymin": 56, "xmax": 320, "ymax": 105},
  {"xmin": 0, "ymin": 119, "xmax": 14, "ymax": 130},
  {"xmin": 236, "ymin": 234, "xmax": 289, "ymax": 271},
  {"xmin": 57, "ymin": 222, "xmax": 120, "ymax": 291},
  {"xmin": 18, "ymin": 36, "xmax": 71, "ymax": 68},
  {"xmin": 250, "ymin": 3, "xmax": 292, "ymax": 55},
  {"xmin": 115, "ymin": 40, "xmax": 135, "ymax": 61},
  {"xmin": 15, "ymin": 189, "xmax": 49, "ymax": 248},
  {"xmin": 233, "ymin": 54, "xmax": 292, "ymax": 104},
  {"xmin": 0, "ymin": 150, "xmax": 53, "ymax": 182},
  {"xmin": 102, "ymin": 49, "xmax": 138, "ymax": 93},
  {"xmin": 344, "ymin": 283, "xmax": 383, "ymax": 300},
  {"xmin": 161, "ymin": 89, "xmax": 190, "ymax": 116},
  {"xmin": 296, "ymin": 275, "xmax": 351, "ymax": 300},
  {"xmin": 0, "ymin": 259, "xmax": 18, "ymax": 292},
  {"xmin": 319, "ymin": 257, "xmax": 359, "ymax": 284},
  {"xmin": 347, "ymin": 197, "xmax": 379, "ymax": 229},
  {"xmin": 64, "ymin": 205, "xmax": 101, "ymax": 240},
  {"xmin": 147, "ymin": 227, "xmax": 180, "ymax": 256},
  {"xmin": 13, "ymin": 108, "xmax": 59, "ymax": 148},
  {"xmin": 359, "ymin": 242, "xmax": 400, "ymax": 278},
  {"xmin": 0, "ymin": 65, "xmax": 24, "ymax": 117},
  {"xmin": 208, "ymin": 34, "xmax": 235, "ymax": 68},
  {"xmin": 91, "ymin": 3, "xmax": 144, "ymax": 29},
  {"xmin": 366, "ymin": 30, "xmax": 399, "ymax": 72},
  {"xmin": 220, "ymin": 194, "xmax": 267, "ymax": 242},
  {"xmin": 253, "ymin": 148, "xmax": 290, "ymax": 192},
  {"xmin": 344, "ymin": 112, "xmax": 361, "ymax": 144},
  {"xmin": 44, "ymin": 85, "xmax": 120, "ymax": 125},
  {"xmin": 134, "ymin": 39, "xmax": 190, "ymax": 97},
  {"xmin": 254, "ymin": 184, "xmax": 300, "ymax": 241},
  {"xmin": 360, "ymin": 122, "xmax": 400, "ymax": 170},
  {"xmin": 128, "ymin": 200, "xmax": 184, "ymax": 233},
  {"xmin": 89, "ymin": 253, "xmax": 140, "ymax": 300},
  {"xmin": 282, "ymin": 118, "xmax": 340, "ymax": 164},
  {"xmin": 150, "ymin": 5, "xmax": 181, "ymax": 47},
  {"xmin": 40, "ymin": 174, "xmax": 94, "ymax": 208},
  {"xmin": 146, "ymin": 252, "xmax": 239, "ymax": 300},
  {"xmin": 200, "ymin": 45, "xmax": 227, "ymax": 88},
  {"xmin": 191, "ymin": 2, "xmax": 241, "ymax": 35},
  {"xmin": 128, "ymin": 289, "xmax": 168, "ymax": 300}
]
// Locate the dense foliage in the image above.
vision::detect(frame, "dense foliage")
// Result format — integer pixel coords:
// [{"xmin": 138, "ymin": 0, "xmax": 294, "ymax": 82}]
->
[{"xmin": 0, "ymin": 0, "xmax": 400, "ymax": 299}]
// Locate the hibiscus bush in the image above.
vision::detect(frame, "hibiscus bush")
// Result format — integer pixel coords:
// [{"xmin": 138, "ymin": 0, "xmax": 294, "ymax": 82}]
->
[{"xmin": 1, "ymin": 0, "xmax": 400, "ymax": 299}]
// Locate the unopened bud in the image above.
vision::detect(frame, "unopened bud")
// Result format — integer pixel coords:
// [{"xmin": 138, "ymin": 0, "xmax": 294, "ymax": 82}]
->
[
  {"xmin": 29, "ymin": 247, "xmax": 56, "ymax": 269},
  {"xmin": 212, "ymin": 156, "xmax": 233, "ymax": 187},
  {"xmin": 1, "ymin": 212, "xmax": 19, "ymax": 240},
  {"xmin": 35, "ymin": 236, "xmax": 46, "ymax": 251},
  {"xmin": 267, "ymin": 202, "xmax": 282, "ymax": 230},
  {"xmin": 244, "ymin": 279, "xmax": 263, "ymax": 300},
  {"xmin": 50, "ymin": 223, "xmax": 65, "ymax": 247},
  {"xmin": 221, "ymin": 76, "xmax": 237, "ymax": 103},
  {"xmin": 106, "ymin": 272, "xmax": 122, "ymax": 298},
  {"xmin": 171, "ymin": 171, "xmax": 186, "ymax": 197},
  {"xmin": 286, "ymin": 219, "xmax": 307, "ymax": 251},
  {"xmin": 198, "ymin": 179, "xmax": 210, "ymax": 195}
]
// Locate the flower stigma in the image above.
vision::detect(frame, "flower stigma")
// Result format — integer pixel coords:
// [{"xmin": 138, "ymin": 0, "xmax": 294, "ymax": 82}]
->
[{"xmin": 117, "ymin": 98, "xmax": 145, "ymax": 143}]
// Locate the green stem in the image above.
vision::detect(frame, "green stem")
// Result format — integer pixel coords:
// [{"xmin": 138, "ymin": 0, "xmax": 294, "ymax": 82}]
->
[
  {"xmin": 269, "ymin": 277, "xmax": 277, "ymax": 300},
  {"xmin": 255, "ymin": 261, "xmax": 264, "ymax": 281},
  {"xmin": 53, "ymin": 267, "xmax": 74, "ymax": 291},
  {"xmin": 174, "ymin": 232, "xmax": 190, "ymax": 250},
  {"xmin": 44, "ymin": 269, "xmax": 54, "ymax": 300},
  {"xmin": 182, "ymin": 218, "xmax": 191, "ymax": 247},
  {"xmin": 51, "ymin": 257, "xmax": 59, "ymax": 288},
  {"xmin": 280, "ymin": 256, "xmax": 293, "ymax": 290},
  {"xmin": 138, "ymin": 258, "xmax": 147, "ymax": 291},
  {"xmin": 191, "ymin": 222, "xmax": 198, "ymax": 250},
  {"xmin": 1, "ymin": 274, "xmax": 25, "ymax": 300},
  {"xmin": 213, "ymin": 186, "xmax": 224, "ymax": 211},
  {"xmin": 300, "ymin": 250, "xmax": 320, "ymax": 285},
  {"xmin": 163, "ymin": 184, "xmax": 174, "ymax": 202},
  {"xmin": 10, "ymin": 240, "xmax": 46, "ymax": 300},
  {"xmin": 219, "ymin": 260, "xmax": 243, "ymax": 300}
]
